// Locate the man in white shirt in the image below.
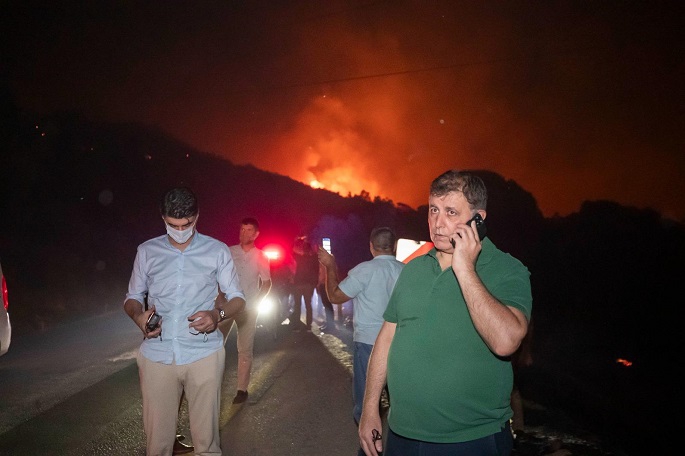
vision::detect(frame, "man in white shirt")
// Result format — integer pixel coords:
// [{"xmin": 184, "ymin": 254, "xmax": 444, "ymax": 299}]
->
[{"xmin": 220, "ymin": 217, "xmax": 272, "ymax": 404}]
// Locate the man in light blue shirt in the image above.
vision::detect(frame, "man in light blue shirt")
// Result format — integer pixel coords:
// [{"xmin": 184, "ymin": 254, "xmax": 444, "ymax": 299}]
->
[
  {"xmin": 317, "ymin": 227, "xmax": 404, "ymax": 431},
  {"xmin": 124, "ymin": 187, "xmax": 245, "ymax": 456}
]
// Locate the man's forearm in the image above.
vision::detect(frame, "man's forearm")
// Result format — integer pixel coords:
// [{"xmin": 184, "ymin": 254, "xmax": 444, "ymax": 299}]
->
[
  {"xmin": 325, "ymin": 263, "xmax": 339, "ymax": 291},
  {"xmin": 325, "ymin": 264, "xmax": 350, "ymax": 304},
  {"xmin": 361, "ymin": 322, "xmax": 395, "ymax": 414},
  {"xmin": 124, "ymin": 298, "xmax": 144, "ymax": 321},
  {"xmin": 216, "ymin": 296, "xmax": 246, "ymax": 320},
  {"xmin": 124, "ymin": 298, "xmax": 148, "ymax": 333}
]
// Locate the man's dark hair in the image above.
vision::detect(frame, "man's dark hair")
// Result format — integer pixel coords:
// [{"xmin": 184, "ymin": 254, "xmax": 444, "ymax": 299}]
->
[
  {"xmin": 241, "ymin": 217, "xmax": 259, "ymax": 230},
  {"xmin": 160, "ymin": 187, "xmax": 198, "ymax": 218},
  {"xmin": 430, "ymin": 170, "xmax": 487, "ymax": 210},
  {"xmin": 370, "ymin": 227, "xmax": 397, "ymax": 253}
]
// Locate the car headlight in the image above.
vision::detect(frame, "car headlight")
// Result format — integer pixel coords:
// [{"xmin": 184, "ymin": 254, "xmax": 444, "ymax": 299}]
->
[{"xmin": 258, "ymin": 296, "xmax": 275, "ymax": 315}]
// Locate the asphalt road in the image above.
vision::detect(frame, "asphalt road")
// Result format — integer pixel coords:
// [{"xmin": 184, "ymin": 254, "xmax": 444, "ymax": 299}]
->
[
  {"xmin": 0, "ymin": 308, "xmax": 643, "ymax": 455},
  {"xmin": 0, "ymin": 310, "xmax": 361, "ymax": 455},
  {"xmin": 0, "ymin": 310, "xmax": 141, "ymax": 436}
]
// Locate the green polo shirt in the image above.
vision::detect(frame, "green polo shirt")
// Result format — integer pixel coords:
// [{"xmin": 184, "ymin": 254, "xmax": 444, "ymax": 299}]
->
[{"xmin": 384, "ymin": 238, "xmax": 532, "ymax": 443}]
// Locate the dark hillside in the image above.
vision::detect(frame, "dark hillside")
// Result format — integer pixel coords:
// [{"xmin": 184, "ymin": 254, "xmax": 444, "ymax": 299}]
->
[{"xmin": 1, "ymin": 111, "xmax": 431, "ymax": 331}]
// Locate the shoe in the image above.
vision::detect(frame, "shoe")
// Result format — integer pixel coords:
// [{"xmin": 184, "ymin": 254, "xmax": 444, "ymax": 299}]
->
[
  {"xmin": 173, "ymin": 436, "xmax": 194, "ymax": 455},
  {"xmin": 233, "ymin": 390, "xmax": 248, "ymax": 404}
]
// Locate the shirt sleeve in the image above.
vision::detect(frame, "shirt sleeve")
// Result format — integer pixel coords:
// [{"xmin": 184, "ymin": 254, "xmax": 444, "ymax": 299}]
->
[
  {"xmin": 338, "ymin": 264, "xmax": 363, "ymax": 298},
  {"xmin": 125, "ymin": 245, "xmax": 148, "ymax": 304},
  {"xmin": 218, "ymin": 246, "xmax": 246, "ymax": 302},
  {"xmin": 492, "ymin": 267, "xmax": 532, "ymax": 321}
]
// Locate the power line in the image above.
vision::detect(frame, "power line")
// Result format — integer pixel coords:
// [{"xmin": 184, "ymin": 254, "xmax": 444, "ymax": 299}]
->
[{"xmin": 269, "ymin": 45, "xmax": 597, "ymax": 90}]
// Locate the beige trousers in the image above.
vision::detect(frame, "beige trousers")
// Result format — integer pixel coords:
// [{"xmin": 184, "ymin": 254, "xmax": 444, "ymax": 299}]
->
[
  {"xmin": 218, "ymin": 306, "xmax": 259, "ymax": 391},
  {"xmin": 137, "ymin": 348, "xmax": 225, "ymax": 456}
]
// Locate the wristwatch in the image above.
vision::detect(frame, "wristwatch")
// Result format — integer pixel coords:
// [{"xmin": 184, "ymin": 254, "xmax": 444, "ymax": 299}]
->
[{"xmin": 218, "ymin": 308, "xmax": 226, "ymax": 322}]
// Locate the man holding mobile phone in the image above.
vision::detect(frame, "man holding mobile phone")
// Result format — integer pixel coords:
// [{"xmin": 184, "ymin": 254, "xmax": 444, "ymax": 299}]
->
[
  {"xmin": 124, "ymin": 186, "xmax": 245, "ymax": 456},
  {"xmin": 358, "ymin": 170, "xmax": 532, "ymax": 456},
  {"xmin": 318, "ymin": 227, "xmax": 404, "ymax": 456}
]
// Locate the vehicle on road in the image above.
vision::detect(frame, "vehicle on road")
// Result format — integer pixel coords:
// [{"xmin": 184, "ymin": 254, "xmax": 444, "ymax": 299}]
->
[
  {"xmin": 1, "ymin": 259, "xmax": 11, "ymax": 356},
  {"xmin": 256, "ymin": 294, "xmax": 289, "ymax": 340}
]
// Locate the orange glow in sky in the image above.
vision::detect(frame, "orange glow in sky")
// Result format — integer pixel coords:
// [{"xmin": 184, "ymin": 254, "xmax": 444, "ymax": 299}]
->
[{"xmin": 7, "ymin": 2, "xmax": 684, "ymax": 220}]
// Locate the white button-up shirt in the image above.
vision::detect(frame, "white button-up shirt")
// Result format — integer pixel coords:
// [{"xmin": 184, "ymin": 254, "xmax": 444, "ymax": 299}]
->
[{"xmin": 228, "ymin": 245, "xmax": 271, "ymax": 308}]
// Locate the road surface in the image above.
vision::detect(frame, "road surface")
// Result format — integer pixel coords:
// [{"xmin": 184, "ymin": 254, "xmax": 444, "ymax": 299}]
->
[{"xmin": 0, "ymin": 310, "xmax": 637, "ymax": 455}]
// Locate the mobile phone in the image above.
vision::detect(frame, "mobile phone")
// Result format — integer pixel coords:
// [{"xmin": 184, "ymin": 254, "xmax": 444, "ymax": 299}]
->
[
  {"xmin": 146, "ymin": 312, "xmax": 161, "ymax": 332},
  {"xmin": 450, "ymin": 213, "xmax": 487, "ymax": 247},
  {"xmin": 322, "ymin": 237, "xmax": 332, "ymax": 254},
  {"xmin": 467, "ymin": 213, "xmax": 487, "ymax": 239}
]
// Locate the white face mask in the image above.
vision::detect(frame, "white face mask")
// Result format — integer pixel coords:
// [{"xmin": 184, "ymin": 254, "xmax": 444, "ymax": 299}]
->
[
  {"xmin": 165, "ymin": 216, "xmax": 197, "ymax": 244},
  {"xmin": 166, "ymin": 224, "xmax": 194, "ymax": 244}
]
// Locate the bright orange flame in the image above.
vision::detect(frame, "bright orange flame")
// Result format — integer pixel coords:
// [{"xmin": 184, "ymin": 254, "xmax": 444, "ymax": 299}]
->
[
  {"xmin": 616, "ymin": 358, "xmax": 633, "ymax": 367},
  {"xmin": 305, "ymin": 166, "xmax": 378, "ymax": 199},
  {"xmin": 259, "ymin": 95, "xmax": 387, "ymax": 203}
]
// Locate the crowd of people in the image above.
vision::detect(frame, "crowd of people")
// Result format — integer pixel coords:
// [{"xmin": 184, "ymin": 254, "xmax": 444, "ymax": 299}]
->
[{"xmin": 124, "ymin": 168, "xmax": 533, "ymax": 456}]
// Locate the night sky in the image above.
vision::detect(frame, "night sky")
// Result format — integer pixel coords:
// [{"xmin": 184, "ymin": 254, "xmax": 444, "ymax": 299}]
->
[{"xmin": 4, "ymin": 1, "xmax": 683, "ymax": 220}]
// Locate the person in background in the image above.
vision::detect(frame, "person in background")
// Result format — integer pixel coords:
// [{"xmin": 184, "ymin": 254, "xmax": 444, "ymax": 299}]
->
[
  {"xmin": 269, "ymin": 248, "xmax": 296, "ymax": 325},
  {"xmin": 318, "ymin": 227, "xmax": 404, "ymax": 454},
  {"xmin": 358, "ymin": 170, "xmax": 532, "ymax": 456},
  {"xmin": 317, "ymin": 262, "xmax": 337, "ymax": 331},
  {"xmin": 124, "ymin": 186, "xmax": 245, "ymax": 456},
  {"xmin": 289, "ymin": 236, "xmax": 319, "ymax": 332},
  {"xmin": 220, "ymin": 217, "xmax": 272, "ymax": 405}
]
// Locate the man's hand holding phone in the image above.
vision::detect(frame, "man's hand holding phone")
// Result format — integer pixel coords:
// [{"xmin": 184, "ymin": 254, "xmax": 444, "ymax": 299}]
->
[
  {"xmin": 449, "ymin": 213, "xmax": 486, "ymax": 248},
  {"xmin": 449, "ymin": 213, "xmax": 487, "ymax": 275},
  {"xmin": 318, "ymin": 237, "xmax": 336, "ymax": 266},
  {"xmin": 317, "ymin": 245, "xmax": 335, "ymax": 268},
  {"xmin": 142, "ymin": 306, "xmax": 162, "ymax": 339}
]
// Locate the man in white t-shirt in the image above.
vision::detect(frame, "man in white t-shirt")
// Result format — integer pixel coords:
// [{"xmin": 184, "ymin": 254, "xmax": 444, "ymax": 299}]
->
[{"xmin": 220, "ymin": 217, "xmax": 272, "ymax": 404}]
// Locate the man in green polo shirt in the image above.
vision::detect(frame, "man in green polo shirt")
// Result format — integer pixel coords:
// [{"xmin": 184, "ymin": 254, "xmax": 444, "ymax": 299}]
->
[{"xmin": 358, "ymin": 170, "xmax": 532, "ymax": 456}]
